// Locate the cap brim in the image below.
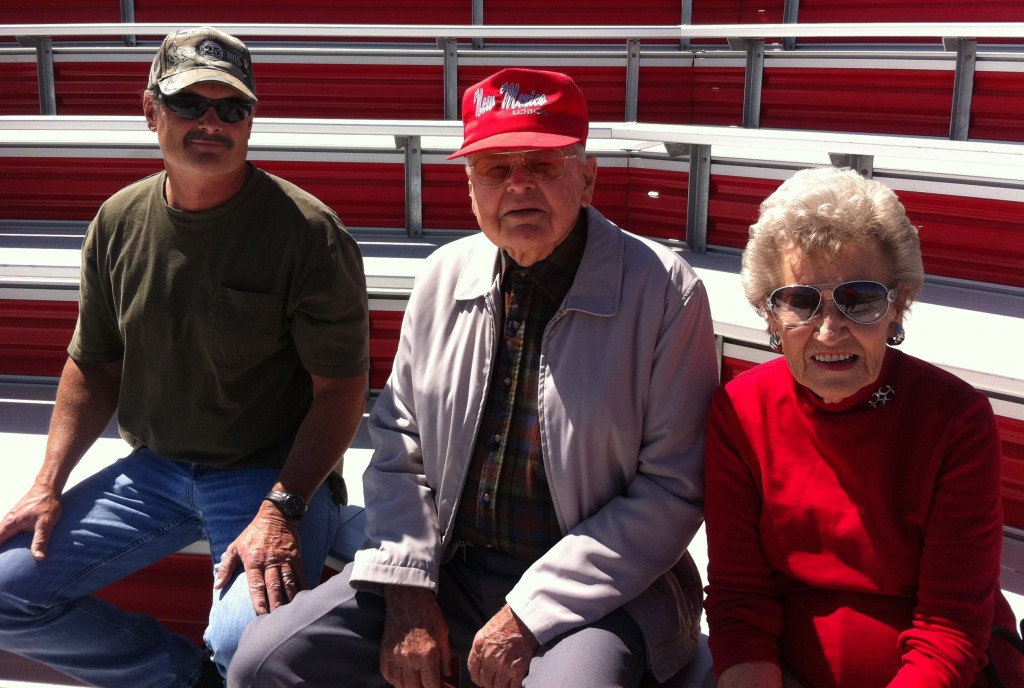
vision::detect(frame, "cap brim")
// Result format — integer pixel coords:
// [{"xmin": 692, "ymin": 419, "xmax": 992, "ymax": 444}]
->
[
  {"xmin": 447, "ymin": 131, "xmax": 583, "ymax": 160},
  {"xmin": 158, "ymin": 68, "xmax": 257, "ymax": 102}
]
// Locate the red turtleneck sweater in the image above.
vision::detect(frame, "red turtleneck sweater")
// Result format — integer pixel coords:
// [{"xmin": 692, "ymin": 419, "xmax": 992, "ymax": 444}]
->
[{"xmin": 704, "ymin": 349, "xmax": 1017, "ymax": 687}]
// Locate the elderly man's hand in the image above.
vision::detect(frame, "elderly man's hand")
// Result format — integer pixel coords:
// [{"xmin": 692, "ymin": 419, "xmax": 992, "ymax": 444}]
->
[
  {"xmin": 467, "ymin": 604, "xmax": 538, "ymax": 688},
  {"xmin": 214, "ymin": 501, "xmax": 305, "ymax": 615},
  {"xmin": 381, "ymin": 586, "xmax": 454, "ymax": 688}
]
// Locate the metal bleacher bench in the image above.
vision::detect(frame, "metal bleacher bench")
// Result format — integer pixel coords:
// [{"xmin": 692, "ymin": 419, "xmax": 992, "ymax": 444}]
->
[{"xmin": 0, "ymin": 113, "xmax": 1022, "ymax": 685}]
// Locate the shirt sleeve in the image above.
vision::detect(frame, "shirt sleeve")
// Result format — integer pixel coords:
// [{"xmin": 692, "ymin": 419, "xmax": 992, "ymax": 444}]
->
[
  {"xmin": 288, "ymin": 215, "xmax": 369, "ymax": 379},
  {"xmin": 68, "ymin": 214, "xmax": 124, "ymax": 364}
]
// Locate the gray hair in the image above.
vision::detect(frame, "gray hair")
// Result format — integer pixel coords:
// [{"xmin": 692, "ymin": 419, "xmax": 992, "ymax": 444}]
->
[{"xmin": 741, "ymin": 166, "xmax": 924, "ymax": 320}]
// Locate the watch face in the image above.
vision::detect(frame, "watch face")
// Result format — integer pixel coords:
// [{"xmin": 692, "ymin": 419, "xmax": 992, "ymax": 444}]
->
[
  {"xmin": 283, "ymin": 494, "xmax": 305, "ymax": 517},
  {"xmin": 268, "ymin": 491, "xmax": 306, "ymax": 518}
]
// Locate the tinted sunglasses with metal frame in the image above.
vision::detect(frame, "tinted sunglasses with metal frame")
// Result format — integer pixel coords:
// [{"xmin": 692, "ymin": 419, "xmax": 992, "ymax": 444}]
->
[{"xmin": 767, "ymin": 280, "xmax": 898, "ymax": 327}]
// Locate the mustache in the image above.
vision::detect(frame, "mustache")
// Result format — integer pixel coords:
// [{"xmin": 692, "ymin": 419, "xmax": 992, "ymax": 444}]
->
[{"xmin": 185, "ymin": 131, "xmax": 233, "ymax": 148}]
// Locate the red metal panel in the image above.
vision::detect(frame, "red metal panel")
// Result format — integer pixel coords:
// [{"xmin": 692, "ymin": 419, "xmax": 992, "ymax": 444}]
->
[
  {"xmin": 369, "ymin": 311, "xmax": 403, "ymax": 390},
  {"xmin": 625, "ymin": 167, "xmax": 688, "ymax": 242},
  {"xmin": 0, "ymin": 157, "xmax": 163, "ymax": 221},
  {"xmin": 1000, "ymin": 416, "xmax": 1024, "ymax": 530},
  {"xmin": 53, "ymin": 62, "xmax": 448, "ymax": 120},
  {"xmin": 481, "ymin": 0, "xmax": 683, "ymax": 25},
  {"xmin": 706, "ymin": 174, "xmax": 779, "ymax": 249},
  {"xmin": 252, "ymin": 63, "xmax": 446, "ymax": 120},
  {"xmin": 970, "ymin": 70, "xmax": 1024, "ymax": 144},
  {"xmin": 0, "ymin": 1, "xmax": 119, "ymax": 24},
  {"xmin": 54, "ymin": 62, "xmax": 150, "ymax": 116},
  {"xmin": 796, "ymin": 1, "xmax": 1024, "ymax": 46},
  {"xmin": 251, "ymin": 160, "xmax": 407, "ymax": 229},
  {"xmin": 422, "ymin": 163, "xmax": 482, "ymax": 232},
  {"xmin": 133, "ymin": 0, "xmax": 469, "ymax": 24},
  {"xmin": 686, "ymin": 1, "xmax": 785, "ymax": 47},
  {"xmin": 592, "ymin": 166, "xmax": 631, "ymax": 231},
  {"xmin": 0, "ymin": 301, "xmax": 77, "ymax": 377},
  {"xmin": 690, "ymin": 66, "xmax": 746, "ymax": 126},
  {"xmin": 636, "ymin": 66, "xmax": 695, "ymax": 125},
  {"xmin": 798, "ymin": 0, "xmax": 1024, "ymax": 22},
  {"xmin": 899, "ymin": 191, "xmax": 1024, "ymax": 288},
  {"xmin": 738, "ymin": 0, "xmax": 786, "ymax": 25},
  {"xmin": 705, "ymin": 175, "xmax": 1024, "ymax": 288},
  {"xmin": 0, "ymin": 63, "xmax": 41, "ymax": 115},
  {"xmin": 760, "ymin": 67, "xmax": 954, "ymax": 138}
]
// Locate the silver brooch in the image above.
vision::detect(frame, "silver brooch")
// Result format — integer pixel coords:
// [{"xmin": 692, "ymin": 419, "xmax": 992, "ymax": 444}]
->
[{"xmin": 868, "ymin": 385, "xmax": 895, "ymax": 408}]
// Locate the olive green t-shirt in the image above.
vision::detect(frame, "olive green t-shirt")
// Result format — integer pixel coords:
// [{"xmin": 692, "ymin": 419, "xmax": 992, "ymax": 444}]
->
[{"xmin": 69, "ymin": 166, "xmax": 369, "ymax": 469}]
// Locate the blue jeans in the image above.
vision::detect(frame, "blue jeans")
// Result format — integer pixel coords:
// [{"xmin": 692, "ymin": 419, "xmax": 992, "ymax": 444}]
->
[{"xmin": 0, "ymin": 448, "xmax": 340, "ymax": 687}]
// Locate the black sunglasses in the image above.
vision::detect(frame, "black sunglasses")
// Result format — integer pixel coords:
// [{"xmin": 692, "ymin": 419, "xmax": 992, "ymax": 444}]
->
[
  {"xmin": 157, "ymin": 92, "xmax": 254, "ymax": 124},
  {"xmin": 767, "ymin": 280, "xmax": 898, "ymax": 326}
]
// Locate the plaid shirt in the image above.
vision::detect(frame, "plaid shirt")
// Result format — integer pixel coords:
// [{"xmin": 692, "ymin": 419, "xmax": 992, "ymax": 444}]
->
[{"xmin": 454, "ymin": 215, "xmax": 587, "ymax": 562}]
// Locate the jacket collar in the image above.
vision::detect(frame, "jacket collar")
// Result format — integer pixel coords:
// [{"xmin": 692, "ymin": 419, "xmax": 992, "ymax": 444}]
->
[{"xmin": 453, "ymin": 206, "xmax": 623, "ymax": 317}]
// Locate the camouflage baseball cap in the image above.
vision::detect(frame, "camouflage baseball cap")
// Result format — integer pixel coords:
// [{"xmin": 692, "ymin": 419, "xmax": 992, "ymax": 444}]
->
[{"xmin": 148, "ymin": 26, "xmax": 257, "ymax": 101}]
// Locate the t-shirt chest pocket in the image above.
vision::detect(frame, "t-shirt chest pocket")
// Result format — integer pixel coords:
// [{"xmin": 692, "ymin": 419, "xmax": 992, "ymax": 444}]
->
[{"xmin": 208, "ymin": 287, "xmax": 287, "ymax": 364}]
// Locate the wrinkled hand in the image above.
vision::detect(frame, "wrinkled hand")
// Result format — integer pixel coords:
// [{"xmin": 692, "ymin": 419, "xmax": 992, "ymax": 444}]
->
[
  {"xmin": 214, "ymin": 501, "xmax": 305, "ymax": 615},
  {"xmin": 381, "ymin": 586, "xmax": 453, "ymax": 688},
  {"xmin": 0, "ymin": 484, "xmax": 63, "ymax": 560},
  {"xmin": 467, "ymin": 605, "xmax": 538, "ymax": 688}
]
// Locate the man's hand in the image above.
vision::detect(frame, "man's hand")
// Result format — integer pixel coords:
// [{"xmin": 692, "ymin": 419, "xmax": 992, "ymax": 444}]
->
[
  {"xmin": 214, "ymin": 500, "xmax": 305, "ymax": 615},
  {"xmin": 381, "ymin": 586, "xmax": 454, "ymax": 688},
  {"xmin": 467, "ymin": 604, "xmax": 538, "ymax": 688},
  {"xmin": 0, "ymin": 484, "xmax": 63, "ymax": 560}
]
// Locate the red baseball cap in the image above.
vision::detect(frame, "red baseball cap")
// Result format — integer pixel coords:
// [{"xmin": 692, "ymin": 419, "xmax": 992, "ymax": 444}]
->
[{"xmin": 447, "ymin": 68, "xmax": 589, "ymax": 159}]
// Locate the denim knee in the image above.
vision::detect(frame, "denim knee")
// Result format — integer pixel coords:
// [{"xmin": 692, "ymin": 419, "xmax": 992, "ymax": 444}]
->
[{"xmin": 0, "ymin": 538, "xmax": 53, "ymax": 629}]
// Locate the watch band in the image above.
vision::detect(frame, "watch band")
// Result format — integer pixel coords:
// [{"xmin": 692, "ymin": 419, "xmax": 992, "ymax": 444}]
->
[{"xmin": 264, "ymin": 489, "xmax": 307, "ymax": 520}]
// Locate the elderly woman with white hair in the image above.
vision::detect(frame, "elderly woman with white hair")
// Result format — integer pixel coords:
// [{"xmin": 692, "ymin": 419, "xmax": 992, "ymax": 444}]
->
[{"xmin": 703, "ymin": 166, "xmax": 1022, "ymax": 687}]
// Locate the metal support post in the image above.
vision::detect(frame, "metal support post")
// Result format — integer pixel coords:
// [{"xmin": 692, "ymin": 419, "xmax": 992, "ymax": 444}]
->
[
  {"xmin": 727, "ymin": 38, "xmax": 765, "ymax": 129},
  {"xmin": 396, "ymin": 136, "xmax": 424, "ymax": 238},
  {"xmin": 120, "ymin": 0, "xmax": 137, "ymax": 46},
  {"xmin": 828, "ymin": 153, "xmax": 874, "ymax": 179},
  {"xmin": 680, "ymin": 0, "xmax": 693, "ymax": 51},
  {"xmin": 438, "ymin": 38, "xmax": 460, "ymax": 120},
  {"xmin": 782, "ymin": 0, "xmax": 800, "ymax": 51},
  {"xmin": 947, "ymin": 37, "xmax": 977, "ymax": 141},
  {"xmin": 472, "ymin": 0, "xmax": 484, "ymax": 51},
  {"xmin": 17, "ymin": 36, "xmax": 56, "ymax": 115},
  {"xmin": 686, "ymin": 144, "xmax": 711, "ymax": 253},
  {"xmin": 625, "ymin": 38, "xmax": 641, "ymax": 122}
]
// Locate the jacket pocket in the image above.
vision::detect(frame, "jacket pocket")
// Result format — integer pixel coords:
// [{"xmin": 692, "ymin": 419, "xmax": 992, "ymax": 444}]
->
[{"xmin": 208, "ymin": 287, "xmax": 286, "ymax": 365}]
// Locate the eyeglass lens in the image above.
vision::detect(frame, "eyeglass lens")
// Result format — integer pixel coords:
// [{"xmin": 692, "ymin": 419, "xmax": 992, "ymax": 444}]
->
[
  {"xmin": 471, "ymin": 150, "xmax": 574, "ymax": 186},
  {"xmin": 769, "ymin": 280, "xmax": 895, "ymax": 325},
  {"xmin": 160, "ymin": 93, "xmax": 254, "ymax": 123}
]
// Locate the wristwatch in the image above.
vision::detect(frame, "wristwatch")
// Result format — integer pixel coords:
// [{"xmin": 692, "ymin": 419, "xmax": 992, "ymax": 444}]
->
[{"xmin": 264, "ymin": 490, "xmax": 307, "ymax": 520}]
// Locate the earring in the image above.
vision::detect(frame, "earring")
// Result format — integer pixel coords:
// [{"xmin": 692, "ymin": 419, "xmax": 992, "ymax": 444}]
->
[
  {"xmin": 769, "ymin": 331, "xmax": 783, "ymax": 353},
  {"xmin": 886, "ymin": 323, "xmax": 905, "ymax": 347}
]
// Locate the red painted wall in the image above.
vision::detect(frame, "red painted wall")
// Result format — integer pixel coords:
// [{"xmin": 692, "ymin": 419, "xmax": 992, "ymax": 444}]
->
[{"xmin": 760, "ymin": 67, "xmax": 954, "ymax": 138}]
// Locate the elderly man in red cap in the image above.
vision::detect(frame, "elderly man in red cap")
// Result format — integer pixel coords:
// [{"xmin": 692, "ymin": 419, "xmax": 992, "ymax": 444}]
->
[
  {"xmin": 0, "ymin": 27, "xmax": 368, "ymax": 687},
  {"xmin": 229, "ymin": 68, "xmax": 717, "ymax": 688}
]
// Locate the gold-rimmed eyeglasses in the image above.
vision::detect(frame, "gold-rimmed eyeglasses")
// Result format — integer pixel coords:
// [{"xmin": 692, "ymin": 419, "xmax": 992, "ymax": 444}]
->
[{"xmin": 468, "ymin": 149, "xmax": 579, "ymax": 186}]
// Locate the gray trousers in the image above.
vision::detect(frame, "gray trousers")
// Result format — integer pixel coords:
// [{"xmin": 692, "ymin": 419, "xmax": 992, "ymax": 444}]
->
[{"xmin": 228, "ymin": 545, "xmax": 647, "ymax": 687}]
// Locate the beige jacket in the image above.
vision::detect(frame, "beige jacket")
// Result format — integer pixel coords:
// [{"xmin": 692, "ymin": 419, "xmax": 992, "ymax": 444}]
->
[{"xmin": 352, "ymin": 207, "xmax": 718, "ymax": 680}]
